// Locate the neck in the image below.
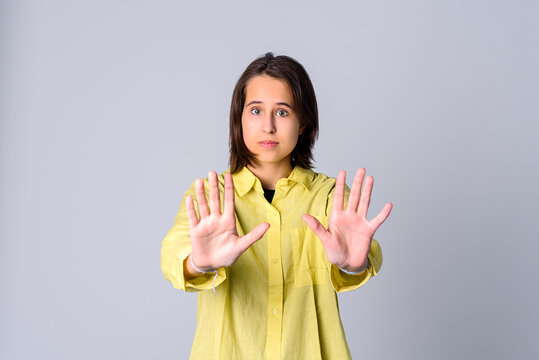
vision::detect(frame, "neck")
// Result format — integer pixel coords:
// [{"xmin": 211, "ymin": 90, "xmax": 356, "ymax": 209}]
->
[{"xmin": 247, "ymin": 161, "xmax": 293, "ymax": 190}]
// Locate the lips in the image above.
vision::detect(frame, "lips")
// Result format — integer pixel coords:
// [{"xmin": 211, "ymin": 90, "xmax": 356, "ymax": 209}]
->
[{"xmin": 259, "ymin": 140, "xmax": 278, "ymax": 148}]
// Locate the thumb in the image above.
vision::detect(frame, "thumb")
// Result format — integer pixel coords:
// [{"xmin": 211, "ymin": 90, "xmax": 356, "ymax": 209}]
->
[
  {"xmin": 239, "ymin": 222, "xmax": 270, "ymax": 252},
  {"xmin": 302, "ymin": 214, "xmax": 331, "ymax": 246}
]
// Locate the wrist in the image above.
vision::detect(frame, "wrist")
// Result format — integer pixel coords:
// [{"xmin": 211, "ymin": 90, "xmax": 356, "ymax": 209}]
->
[
  {"xmin": 338, "ymin": 257, "xmax": 369, "ymax": 274},
  {"xmin": 189, "ymin": 253, "xmax": 217, "ymax": 274},
  {"xmin": 186, "ymin": 253, "xmax": 220, "ymax": 296}
]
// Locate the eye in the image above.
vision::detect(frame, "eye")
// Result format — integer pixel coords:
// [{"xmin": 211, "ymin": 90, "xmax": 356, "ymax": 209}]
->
[
  {"xmin": 276, "ymin": 109, "xmax": 288, "ymax": 117},
  {"xmin": 251, "ymin": 108, "xmax": 261, "ymax": 115}
]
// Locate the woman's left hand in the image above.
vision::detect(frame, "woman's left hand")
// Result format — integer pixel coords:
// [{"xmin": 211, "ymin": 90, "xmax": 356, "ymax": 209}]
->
[{"xmin": 302, "ymin": 168, "xmax": 393, "ymax": 272}]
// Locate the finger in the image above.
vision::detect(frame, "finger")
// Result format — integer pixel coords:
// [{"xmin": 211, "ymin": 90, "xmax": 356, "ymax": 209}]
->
[
  {"xmin": 185, "ymin": 195, "xmax": 199, "ymax": 228},
  {"xmin": 239, "ymin": 222, "xmax": 270, "ymax": 252},
  {"xmin": 195, "ymin": 178, "xmax": 210, "ymax": 218},
  {"xmin": 332, "ymin": 170, "xmax": 346, "ymax": 213},
  {"xmin": 358, "ymin": 175, "xmax": 373, "ymax": 218},
  {"xmin": 346, "ymin": 168, "xmax": 365, "ymax": 213},
  {"xmin": 370, "ymin": 202, "xmax": 393, "ymax": 230},
  {"xmin": 208, "ymin": 170, "xmax": 221, "ymax": 216},
  {"xmin": 302, "ymin": 214, "xmax": 331, "ymax": 246},
  {"xmin": 223, "ymin": 172, "xmax": 235, "ymax": 217}
]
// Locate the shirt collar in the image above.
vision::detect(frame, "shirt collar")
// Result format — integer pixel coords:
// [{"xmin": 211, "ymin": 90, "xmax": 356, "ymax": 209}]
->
[{"xmin": 231, "ymin": 165, "xmax": 314, "ymax": 197}]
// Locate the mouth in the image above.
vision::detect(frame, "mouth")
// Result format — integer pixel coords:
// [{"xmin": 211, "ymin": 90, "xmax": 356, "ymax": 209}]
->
[{"xmin": 259, "ymin": 141, "xmax": 278, "ymax": 148}]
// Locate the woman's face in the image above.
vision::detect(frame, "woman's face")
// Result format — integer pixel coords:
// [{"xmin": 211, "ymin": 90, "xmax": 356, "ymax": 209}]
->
[{"xmin": 241, "ymin": 75, "xmax": 302, "ymax": 170}]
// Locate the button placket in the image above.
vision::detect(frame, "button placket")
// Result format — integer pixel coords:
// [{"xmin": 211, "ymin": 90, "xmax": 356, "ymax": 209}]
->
[{"xmin": 265, "ymin": 204, "xmax": 283, "ymax": 359}]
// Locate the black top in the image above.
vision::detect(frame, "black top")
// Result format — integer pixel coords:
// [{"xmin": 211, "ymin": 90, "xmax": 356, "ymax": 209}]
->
[{"xmin": 263, "ymin": 188, "xmax": 275, "ymax": 204}]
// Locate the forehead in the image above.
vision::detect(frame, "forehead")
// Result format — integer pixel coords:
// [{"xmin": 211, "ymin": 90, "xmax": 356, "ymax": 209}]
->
[{"xmin": 244, "ymin": 75, "xmax": 294, "ymax": 106}]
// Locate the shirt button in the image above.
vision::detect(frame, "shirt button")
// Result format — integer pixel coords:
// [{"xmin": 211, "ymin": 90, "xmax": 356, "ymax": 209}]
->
[
  {"xmin": 273, "ymin": 307, "xmax": 279, "ymax": 314},
  {"xmin": 272, "ymin": 258, "xmax": 278, "ymax": 264}
]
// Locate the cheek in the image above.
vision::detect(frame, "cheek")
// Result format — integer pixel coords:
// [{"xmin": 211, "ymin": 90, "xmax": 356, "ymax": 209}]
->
[
  {"xmin": 285, "ymin": 122, "xmax": 301, "ymax": 142},
  {"xmin": 241, "ymin": 120, "xmax": 255, "ymax": 144}
]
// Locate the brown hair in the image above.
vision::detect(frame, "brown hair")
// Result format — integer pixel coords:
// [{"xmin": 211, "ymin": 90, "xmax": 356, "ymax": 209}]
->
[{"xmin": 229, "ymin": 52, "xmax": 319, "ymax": 174}]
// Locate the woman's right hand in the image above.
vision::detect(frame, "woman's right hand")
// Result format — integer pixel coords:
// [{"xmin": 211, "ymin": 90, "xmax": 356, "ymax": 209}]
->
[{"xmin": 185, "ymin": 170, "xmax": 270, "ymax": 272}]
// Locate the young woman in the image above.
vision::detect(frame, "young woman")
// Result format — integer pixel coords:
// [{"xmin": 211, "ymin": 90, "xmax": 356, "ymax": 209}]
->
[{"xmin": 161, "ymin": 53, "xmax": 393, "ymax": 359}]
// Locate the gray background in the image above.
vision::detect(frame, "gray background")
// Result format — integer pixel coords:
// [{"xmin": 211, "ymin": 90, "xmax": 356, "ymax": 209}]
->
[{"xmin": 1, "ymin": 0, "xmax": 538, "ymax": 359}]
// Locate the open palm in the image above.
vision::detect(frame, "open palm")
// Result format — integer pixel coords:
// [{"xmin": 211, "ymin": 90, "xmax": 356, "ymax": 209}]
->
[
  {"xmin": 186, "ymin": 171, "xmax": 270, "ymax": 272},
  {"xmin": 302, "ymin": 168, "xmax": 393, "ymax": 272}
]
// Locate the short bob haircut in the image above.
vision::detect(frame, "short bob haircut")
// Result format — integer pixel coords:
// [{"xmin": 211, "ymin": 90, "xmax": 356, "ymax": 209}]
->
[{"xmin": 229, "ymin": 52, "xmax": 319, "ymax": 174}]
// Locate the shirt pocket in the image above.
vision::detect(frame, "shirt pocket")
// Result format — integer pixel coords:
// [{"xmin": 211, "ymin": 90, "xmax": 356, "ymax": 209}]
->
[{"xmin": 291, "ymin": 215, "xmax": 329, "ymax": 288}]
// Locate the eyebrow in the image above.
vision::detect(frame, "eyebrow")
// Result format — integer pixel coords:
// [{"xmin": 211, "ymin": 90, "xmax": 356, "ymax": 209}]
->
[{"xmin": 245, "ymin": 100, "xmax": 294, "ymax": 109}]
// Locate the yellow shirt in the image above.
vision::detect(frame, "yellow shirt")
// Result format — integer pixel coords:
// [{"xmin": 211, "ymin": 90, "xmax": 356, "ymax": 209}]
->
[{"xmin": 161, "ymin": 165, "xmax": 383, "ymax": 359}]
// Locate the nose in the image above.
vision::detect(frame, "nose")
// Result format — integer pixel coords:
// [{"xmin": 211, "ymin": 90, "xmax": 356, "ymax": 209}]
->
[{"xmin": 262, "ymin": 113, "xmax": 276, "ymax": 134}]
